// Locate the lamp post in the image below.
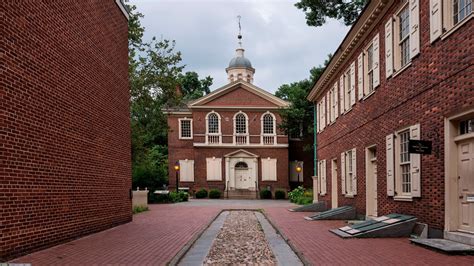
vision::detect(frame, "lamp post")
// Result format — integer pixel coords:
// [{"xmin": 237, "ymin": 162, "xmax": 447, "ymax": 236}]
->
[
  {"xmin": 174, "ymin": 161, "xmax": 180, "ymax": 193},
  {"xmin": 296, "ymin": 162, "xmax": 302, "ymax": 183}
]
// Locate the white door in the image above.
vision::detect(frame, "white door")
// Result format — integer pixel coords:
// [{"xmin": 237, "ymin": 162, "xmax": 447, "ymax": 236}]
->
[
  {"xmin": 331, "ymin": 160, "xmax": 338, "ymax": 208},
  {"xmin": 235, "ymin": 161, "xmax": 250, "ymax": 189},
  {"xmin": 458, "ymin": 138, "xmax": 474, "ymax": 232},
  {"xmin": 366, "ymin": 147, "xmax": 378, "ymax": 217}
]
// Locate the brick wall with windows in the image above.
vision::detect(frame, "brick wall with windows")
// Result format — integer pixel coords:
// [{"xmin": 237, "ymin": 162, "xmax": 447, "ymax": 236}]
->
[
  {"xmin": 1, "ymin": 2, "xmax": 130, "ymax": 261},
  {"xmin": 310, "ymin": 0, "xmax": 473, "ymax": 231}
]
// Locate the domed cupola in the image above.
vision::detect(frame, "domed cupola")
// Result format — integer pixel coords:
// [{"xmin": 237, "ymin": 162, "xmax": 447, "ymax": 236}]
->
[{"xmin": 226, "ymin": 16, "xmax": 255, "ymax": 83}]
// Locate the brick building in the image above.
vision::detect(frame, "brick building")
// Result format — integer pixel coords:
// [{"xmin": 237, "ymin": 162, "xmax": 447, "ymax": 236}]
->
[
  {"xmin": 308, "ymin": 0, "xmax": 473, "ymax": 238},
  {"xmin": 165, "ymin": 42, "xmax": 294, "ymax": 198},
  {"xmin": 1, "ymin": 1, "xmax": 131, "ymax": 261}
]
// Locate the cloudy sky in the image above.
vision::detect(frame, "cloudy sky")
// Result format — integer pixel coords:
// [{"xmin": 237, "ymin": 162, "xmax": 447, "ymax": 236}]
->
[{"xmin": 130, "ymin": 0, "xmax": 350, "ymax": 93}]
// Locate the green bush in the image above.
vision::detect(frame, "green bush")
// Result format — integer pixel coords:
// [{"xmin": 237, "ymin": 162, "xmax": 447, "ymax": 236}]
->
[
  {"xmin": 260, "ymin": 189, "xmax": 272, "ymax": 199},
  {"xmin": 150, "ymin": 193, "xmax": 170, "ymax": 203},
  {"xmin": 169, "ymin": 191, "xmax": 188, "ymax": 203},
  {"xmin": 297, "ymin": 196, "xmax": 313, "ymax": 205},
  {"xmin": 195, "ymin": 188, "xmax": 208, "ymax": 199},
  {"xmin": 288, "ymin": 186, "xmax": 305, "ymax": 203},
  {"xmin": 275, "ymin": 190, "xmax": 286, "ymax": 200},
  {"xmin": 209, "ymin": 189, "xmax": 221, "ymax": 199},
  {"xmin": 133, "ymin": 206, "xmax": 149, "ymax": 214},
  {"xmin": 180, "ymin": 191, "xmax": 189, "ymax": 202}
]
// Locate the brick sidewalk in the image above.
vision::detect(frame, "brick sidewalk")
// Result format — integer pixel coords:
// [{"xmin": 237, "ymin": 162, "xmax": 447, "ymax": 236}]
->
[
  {"xmin": 11, "ymin": 204, "xmax": 221, "ymax": 265},
  {"xmin": 264, "ymin": 207, "xmax": 474, "ymax": 265},
  {"xmin": 11, "ymin": 200, "xmax": 474, "ymax": 265}
]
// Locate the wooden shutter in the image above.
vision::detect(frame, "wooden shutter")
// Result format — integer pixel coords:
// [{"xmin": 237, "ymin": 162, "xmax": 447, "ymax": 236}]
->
[
  {"xmin": 316, "ymin": 103, "xmax": 320, "ymax": 133},
  {"xmin": 357, "ymin": 53, "xmax": 364, "ymax": 100},
  {"xmin": 321, "ymin": 160, "xmax": 327, "ymax": 195},
  {"xmin": 352, "ymin": 148, "xmax": 357, "ymax": 195},
  {"xmin": 322, "ymin": 96, "xmax": 326, "ymax": 129},
  {"xmin": 409, "ymin": 0, "xmax": 420, "ymax": 58},
  {"xmin": 334, "ymin": 83, "xmax": 339, "ymax": 119},
  {"xmin": 410, "ymin": 124, "xmax": 421, "ymax": 197},
  {"xmin": 386, "ymin": 135, "xmax": 395, "ymax": 196},
  {"xmin": 350, "ymin": 62, "xmax": 356, "ymax": 106},
  {"xmin": 326, "ymin": 93, "xmax": 330, "ymax": 124},
  {"xmin": 385, "ymin": 19, "xmax": 394, "ymax": 78},
  {"xmin": 180, "ymin": 160, "xmax": 194, "ymax": 182},
  {"xmin": 430, "ymin": 0, "xmax": 442, "ymax": 43},
  {"xmin": 262, "ymin": 158, "xmax": 277, "ymax": 181},
  {"xmin": 339, "ymin": 75, "xmax": 345, "ymax": 113},
  {"xmin": 341, "ymin": 152, "xmax": 346, "ymax": 195},
  {"xmin": 373, "ymin": 34, "xmax": 380, "ymax": 88}
]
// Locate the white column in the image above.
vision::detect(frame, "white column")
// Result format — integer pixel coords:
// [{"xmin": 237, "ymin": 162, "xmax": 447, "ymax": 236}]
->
[{"xmin": 312, "ymin": 176, "xmax": 319, "ymax": 203}]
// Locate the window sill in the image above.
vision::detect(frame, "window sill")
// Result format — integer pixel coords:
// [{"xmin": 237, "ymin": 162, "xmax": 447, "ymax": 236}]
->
[
  {"xmin": 393, "ymin": 195, "xmax": 413, "ymax": 202},
  {"xmin": 344, "ymin": 194, "xmax": 354, "ymax": 198},
  {"xmin": 392, "ymin": 62, "xmax": 412, "ymax": 79},
  {"xmin": 179, "ymin": 138, "xmax": 193, "ymax": 140},
  {"xmin": 440, "ymin": 14, "xmax": 473, "ymax": 42},
  {"xmin": 362, "ymin": 91, "xmax": 375, "ymax": 101},
  {"xmin": 342, "ymin": 108, "xmax": 353, "ymax": 116}
]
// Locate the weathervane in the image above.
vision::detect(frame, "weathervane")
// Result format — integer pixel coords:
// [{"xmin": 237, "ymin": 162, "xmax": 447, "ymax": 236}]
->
[{"xmin": 237, "ymin": 15, "xmax": 242, "ymax": 47}]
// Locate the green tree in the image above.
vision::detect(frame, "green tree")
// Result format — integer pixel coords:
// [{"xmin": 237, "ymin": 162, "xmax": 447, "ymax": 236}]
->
[
  {"xmin": 295, "ymin": 0, "xmax": 368, "ymax": 27},
  {"xmin": 276, "ymin": 55, "xmax": 331, "ymax": 141},
  {"xmin": 178, "ymin": 71, "xmax": 213, "ymax": 101}
]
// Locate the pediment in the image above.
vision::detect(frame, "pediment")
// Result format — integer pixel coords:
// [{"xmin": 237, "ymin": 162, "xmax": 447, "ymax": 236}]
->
[
  {"xmin": 188, "ymin": 81, "xmax": 289, "ymax": 109},
  {"xmin": 224, "ymin": 149, "xmax": 259, "ymax": 158}
]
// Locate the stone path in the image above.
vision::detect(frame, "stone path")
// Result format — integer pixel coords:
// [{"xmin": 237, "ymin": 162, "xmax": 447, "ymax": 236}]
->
[{"xmin": 204, "ymin": 211, "xmax": 276, "ymax": 265}]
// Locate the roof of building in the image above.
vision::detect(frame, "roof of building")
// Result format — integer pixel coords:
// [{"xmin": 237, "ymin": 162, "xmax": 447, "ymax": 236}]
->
[{"xmin": 227, "ymin": 48, "xmax": 253, "ymax": 69}]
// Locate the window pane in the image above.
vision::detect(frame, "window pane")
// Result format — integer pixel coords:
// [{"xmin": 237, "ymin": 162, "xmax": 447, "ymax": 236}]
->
[
  {"xmin": 454, "ymin": 0, "xmax": 473, "ymax": 24},
  {"xmin": 181, "ymin": 120, "xmax": 191, "ymax": 138},
  {"xmin": 263, "ymin": 114, "xmax": 274, "ymax": 134},
  {"xmin": 235, "ymin": 113, "xmax": 247, "ymax": 134},
  {"xmin": 208, "ymin": 113, "xmax": 219, "ymax": 133}
]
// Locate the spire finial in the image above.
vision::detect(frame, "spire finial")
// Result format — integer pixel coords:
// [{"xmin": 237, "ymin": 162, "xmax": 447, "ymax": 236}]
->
[{"xmin": 237, "ymin": 15, "xmax": 242, "ymax": 48}]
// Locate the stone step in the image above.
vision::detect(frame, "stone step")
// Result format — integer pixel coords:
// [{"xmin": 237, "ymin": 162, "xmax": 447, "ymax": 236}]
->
[
  {"xmin": 410, "ymin": 238, "xmax": 474, "ymax": 255},
  {"xmin": 226, "ymin": 190, "xmax": 258, "ymax": 199},
  {"xmin": 444, "ymin": 231, "xmax": 474, "ymax": 246}
]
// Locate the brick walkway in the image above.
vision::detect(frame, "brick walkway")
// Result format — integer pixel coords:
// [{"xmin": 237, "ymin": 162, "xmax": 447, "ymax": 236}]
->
[
  {"xmin": 11, "ymin": 200, "xmax": 474, "ymax": 265},
  {"xmin": 265, "ymin": 207, "xmax": 474, "ymax": 265}
]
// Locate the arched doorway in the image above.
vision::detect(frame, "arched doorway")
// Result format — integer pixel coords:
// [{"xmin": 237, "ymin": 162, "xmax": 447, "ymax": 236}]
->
[{"xmin": 235, "ymin": 161, "xmax": 250, "ymax": 189}]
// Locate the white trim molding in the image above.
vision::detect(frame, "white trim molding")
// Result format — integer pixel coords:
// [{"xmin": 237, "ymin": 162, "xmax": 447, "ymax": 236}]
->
[{"xmin": 115, "ymin": 0, "xmax": 129, "ymax": 20}]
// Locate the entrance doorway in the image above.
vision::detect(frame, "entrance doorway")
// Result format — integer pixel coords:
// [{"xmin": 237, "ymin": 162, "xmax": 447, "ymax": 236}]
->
[
  {"xmin": 366, "ymin": 146, "xmax": 377, "ymax": 218},
  {"xmin": 235, "ymin": 162, "xmax": 251, "ymax": 189},
  {"xmin": 457, "ymin": 138, "xmax": 474, "ymax": 232},
  {"xmin": 331, "ymin": 159, "xmax": 338, "ymax": 209}
]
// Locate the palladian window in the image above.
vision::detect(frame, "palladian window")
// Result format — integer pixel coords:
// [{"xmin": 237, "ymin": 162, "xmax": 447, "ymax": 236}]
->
[
  {"xmin": 261, "ymin": 112, "xmax": 276, "ymax": 145},
  {"xmin": 206, "ymin": 112, "xmax": 221, "ymax": 144},
  {"xmin": 234, "ymin": 112, "xmax": 248, "ymax": 145}
]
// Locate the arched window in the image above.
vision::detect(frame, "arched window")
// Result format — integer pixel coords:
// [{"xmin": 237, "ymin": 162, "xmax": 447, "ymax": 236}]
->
[
  {"xmin": 208, "ymin": 113, "xmax": 219, "ymax": 134},
  {"xmin": 235, "ymin": 113, "xmax": 247, "ymax": 134},
  {"xmin": 263, "ymin": 113, "xmax": 274, "ymax": 134},
  {"xmin": 235, "ymin": 161, "xmax": 248, "ymax": 169}
]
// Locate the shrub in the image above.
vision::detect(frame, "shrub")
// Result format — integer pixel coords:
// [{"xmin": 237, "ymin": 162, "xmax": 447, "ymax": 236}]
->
[
  {"xmin": 195, "ymin": 188, "xmax": 208, "ymax": 199},
  {"xmin": 288, "ymin": 186, "xmax": 305, "ymax": 203},
  {"xmin": 151, "ymin": 193, "xmax": 170, "ymax": 203},
  {"xmin": 297, "ymin": 196, "xmax": 313, "ymax": 205},
  {"xmin": 275, "ymin": 190, "xmax": 286, "ymax": 200},
  {"xmin": 260, "ymin": 189, "xmax": 272, "ymax": 199},
  {"xmin": 179, "ymin": 191, "xmax": 189, "ymax": 202},
  {"xmin": 169, "ymin": 191, "xmax": 188, "ymax": 203},
  {"xmin": 133, "ymin": 206, "xmax": 149, "ymax": 214},
  {"xmin": 209, "ymin": 189, "xmax": 221, "ymax": 199},
  {"xmin": 303, "ymin": 189, "xmax": 313, "ymax": 199}
]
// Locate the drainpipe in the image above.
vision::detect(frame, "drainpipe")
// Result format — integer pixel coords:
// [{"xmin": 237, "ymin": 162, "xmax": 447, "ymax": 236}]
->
[{"xmin": 313, "ymin": 103, "xmax": 318, "ymax": 203}]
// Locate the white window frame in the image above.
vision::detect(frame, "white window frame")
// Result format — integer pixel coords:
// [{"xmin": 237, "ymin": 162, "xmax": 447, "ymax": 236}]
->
[
  {"xmin": 394, "ymin": 1, "xmax": 411, "ymax": 70},
  {"xmin": 344, "ymin": 69, "xmax": 352, "ymax": 111},
  {"xmin": 341, "ymin": 149, "xmax": 357, "ymax": 197},
  {"xmin": 395, "ymin": 127, "xmax": 412, "ymax": 197},
  {"xmin": 206, "ymin": 111, "xmax": 221, "ymax": 144},
  {"xmin": 233, "ymin": 111, "xmax": 249, "ymax": 145},
  {"xmin": 178, "ymin": 118, "xmax": 193, "ymax": 140},
  {"xmin": 261, "ymin": 111, "xmax": 277, "ymax": 144}
]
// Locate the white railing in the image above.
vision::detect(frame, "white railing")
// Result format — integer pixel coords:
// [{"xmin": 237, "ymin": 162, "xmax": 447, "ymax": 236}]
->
[
  {"xmin": 262, "ymin": 135, "xmax": 275, "ymax": 145},
  {"xmin": 207, "ymin": 134, "xmax": 221, "ymax": 144},
  {"xmin": 234, "ymin": 134, "xmax": 248, "ymax": 145}
]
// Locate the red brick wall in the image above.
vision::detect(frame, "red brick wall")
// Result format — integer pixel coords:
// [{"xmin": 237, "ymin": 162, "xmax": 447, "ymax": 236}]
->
[
  {"xmin": 1, "ymin": 1, "xmax": 131, "ymax": 261},
  {"xmin": 314, "ymin": 1, "xmax": 473, "ymax": 230},
  {"xmin": 203, "ymin": 87, "xmax": 277, "ymax": 107}
]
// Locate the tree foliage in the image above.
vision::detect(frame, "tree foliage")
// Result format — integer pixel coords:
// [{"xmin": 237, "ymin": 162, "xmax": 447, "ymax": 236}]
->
[
  {"xmin": 127, "ymin": 5, "xmax": 212, "ymax": 197},
  {"xmin": 295, "ymin": 0, "xmax": 368, "ymax": 27},
  {"xmin": 276, "ymin": 55, "xmax": 331, "ymax": 141}
]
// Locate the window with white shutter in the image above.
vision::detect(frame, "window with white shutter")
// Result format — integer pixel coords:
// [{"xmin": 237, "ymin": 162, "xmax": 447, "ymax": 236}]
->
[
  {"xmin": 179, "ymin": 159, "xmax": 195, "ymax": 182},
  {"xmin": 334, "ymin": 83, "xmax": 339, "ymax": 119},
  {"xmin": 206, "ymin": 157, "xmax": 222, "ymax": 181},
  {"xmin": 430, "ymin": 0, "xmax": 473, "ymax": 43},
  {"xmin": 339, "ymin": 75, "xmax": 345, "ymax": 113},
  {"xmin": 342, "ymin": 149, "xmax": 357, "ymax": 196},
  {"xmin": 363, "ymin": 34, "xmax": 379, "ymax": 96},
  {"xmin": 344, "ymin": 69, "xmax": 352, "ymax": 111},
  {"xmin": 385, "ymin": 19, "xmax": 394, "ymax": 78},
  {"xmin": 318, "ymin": 160, "xmax": 327, "ymax": 195},
  {"xmin": 262, "ymin": 158, "xmax": 277, "ymax": 181},
  {"xmin": 350, "ymin": 62, "xmax": 356, "ymax": 106},
  {"xmin": 430, "ymin": 0, "xmax": 442, "ymax": 43},
  {"xmin": 341, "ymin": 152, "xmax": 346, "ymax": 195},
  {"xmin": 372, "ymin": 34, "xmax": 380, "ymax": 88},
  {"xmin": 393, "ymin": 0, "xmax": 419, "ymax": 71},
  {"xmin": 387, "ymin": 124, "xmax": 422, "ymax": 200},
  {"xmin": 409, "ymin": 0, "xmax": 420, "ymax": 58},
  {"xmin": 357, "ymin": 52, "xmax": 364, "ymax": 100}
]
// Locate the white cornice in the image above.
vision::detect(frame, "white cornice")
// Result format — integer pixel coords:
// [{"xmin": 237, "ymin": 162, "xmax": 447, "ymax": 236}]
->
[
  {"xmin": 194, "ymin": 143, "xmax": 289, "ymax": 148},
  {"xmin": 115, "ymin": 0, "xmax": 129, "ymax": 20}
]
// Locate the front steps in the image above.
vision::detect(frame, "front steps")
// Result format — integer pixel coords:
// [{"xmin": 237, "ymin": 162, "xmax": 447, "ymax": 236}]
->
[
  {"xmin": 410, "ymin": 231, "xmax": 474, "ymax": 255},
  {"xmin": 330, "ymin": 214, "xmax": 417, "ymax": 238},
  {"xmin": 226, "ymin": 189, "xmax": 258, "ymax": 199}
]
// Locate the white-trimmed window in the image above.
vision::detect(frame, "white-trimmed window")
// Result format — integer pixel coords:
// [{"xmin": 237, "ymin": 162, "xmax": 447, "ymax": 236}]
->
[
  {"xmin": 317, "ymin": 160, "xmax": 327, "ymax": 195},
  {"xmin": 206, "ymin": 111, "xmax": 221, "ymax": 144},
  {"xmin": 262, "ymin": 157, "xmax": 277, "ymax": 181},
  {"xmin": 367, "ymin": 44, "xmax": 375, "ymax": 93},
  {"xmin": 234, "ymin": 111, "xmax": 249, "ymax": 145},
  {"xmin": 430, "ymin": 0, "xmax": 473, "ymax": 43},
  {"xmin": 179, "ymin": 159, "xmax": 194, "ymax": 182},
  {"xmin": 179, "ymin": 118, "xmax": 192, "ymax": 140},
  {"xmin": 341, "ymin": 149, "xmax": 357, "ymax": 196},
  {"xmin": 387, "ymin": 0, "xmax": 419, "ymax": 75},
  {"xmin": 386, "ymin": 124, "xmax": 421, "ymax": 199},
  {"xmin": 261, "ymin": 112, "xmax": 276, "ymax": 145},
  {"xmin": 344, "ymin": 69, "xmax": 352, "ymax": 111},
  {"xmin": 206, "ymin": 157, "xmax": 222, "ymax": 181},
  {"xmin": 362, "ymin": 34, "xmax": 379, "ymax": 96}
]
